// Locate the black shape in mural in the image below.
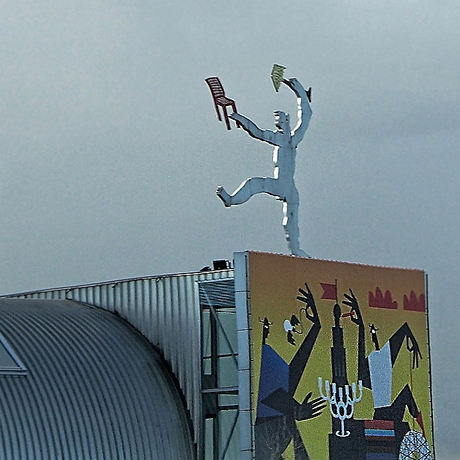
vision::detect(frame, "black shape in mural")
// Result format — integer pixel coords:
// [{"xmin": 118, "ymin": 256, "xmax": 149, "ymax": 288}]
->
[
  {"xmin": 255, "ymin": 283, "xmax": 325, "ymax": 460},
  {"xmin": 254, "ymin": 281, "xmax": 432, "ymax": 459},
  {"xmin": 321, "ymin": 289, "xmax": 427, "ymax": 460}
]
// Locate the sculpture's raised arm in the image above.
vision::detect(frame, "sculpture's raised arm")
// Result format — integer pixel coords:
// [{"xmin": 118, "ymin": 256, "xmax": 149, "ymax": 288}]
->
[
  {"xmin": 230, "ymin": 112, "xmax": 283, "ymax": 146},
  {"xmin": 282, "ymin": 78, "xmax": 312, "ymax": 146}
]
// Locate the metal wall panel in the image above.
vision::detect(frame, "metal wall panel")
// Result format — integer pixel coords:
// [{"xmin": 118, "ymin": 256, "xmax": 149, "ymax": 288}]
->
[
  {"xmin": 4, "ymin": 269, "xmax": 234, "ymax": 449},
  {"xmin": 234, "ymin": 252, "xmax": 253, "ymax": 460}
]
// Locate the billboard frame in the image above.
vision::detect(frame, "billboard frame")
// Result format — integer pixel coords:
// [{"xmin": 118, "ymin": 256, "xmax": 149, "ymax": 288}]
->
[{"xmin": 235, "ymin": 251, "xmax": 435, "ymax": 460}]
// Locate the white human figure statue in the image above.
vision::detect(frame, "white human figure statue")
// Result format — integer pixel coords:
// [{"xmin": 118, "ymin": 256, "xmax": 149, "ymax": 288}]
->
[{"xmin": 216, "ymin": 77, "xmax": 312, "ymax": 257}]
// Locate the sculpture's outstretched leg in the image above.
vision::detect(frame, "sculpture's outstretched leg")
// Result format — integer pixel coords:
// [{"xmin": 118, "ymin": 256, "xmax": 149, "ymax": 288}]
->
[
  {"xmin": 216, "ymin": 186, "xmax": 232, "ymax": 207},
  {"xmin": 217, "ymin": 177, "xmax": 281, "ymax": 207},
  {"xmin": 283, "ymin": 201, "xmax": 309, "ymax": 257}
]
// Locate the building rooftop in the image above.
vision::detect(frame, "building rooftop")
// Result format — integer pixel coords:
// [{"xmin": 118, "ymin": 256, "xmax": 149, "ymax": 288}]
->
[{"xmin": 0, "ymin": 298, "xmax": 195, "ymax": 459}]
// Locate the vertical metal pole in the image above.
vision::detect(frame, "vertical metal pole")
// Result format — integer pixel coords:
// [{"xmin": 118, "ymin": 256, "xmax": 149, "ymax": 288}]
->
[
  {"xmin": 425, "ymin": 274, "xmax": 436, "ymax": 459},
  {"xmin": 210, "ymin": 310, "xmax": 220, "ymax": 460}
]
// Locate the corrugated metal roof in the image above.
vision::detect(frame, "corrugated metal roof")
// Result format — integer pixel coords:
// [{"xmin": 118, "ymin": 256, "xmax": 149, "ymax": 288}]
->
[
  {"xmin": 0, "ymin": 298, "xmax": 195, "ymax": 460},
  {"xmin": 4, "ymin": 268, "xmax": 235, "ymax": 457}
]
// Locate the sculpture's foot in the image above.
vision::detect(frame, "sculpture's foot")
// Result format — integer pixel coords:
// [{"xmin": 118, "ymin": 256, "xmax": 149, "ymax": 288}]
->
[
  {"xmin": 292, "ymin": 248, "xmax": 310, "ymax": 258},
  {"xmin": 216, "ymin": 186, "xmax": 231, "ymax": 207}
]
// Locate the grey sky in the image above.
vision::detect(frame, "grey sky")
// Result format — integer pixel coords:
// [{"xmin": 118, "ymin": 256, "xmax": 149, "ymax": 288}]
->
[{"xmin": 1, "ymin": 0, "xmax": 459, "ymax": 457}]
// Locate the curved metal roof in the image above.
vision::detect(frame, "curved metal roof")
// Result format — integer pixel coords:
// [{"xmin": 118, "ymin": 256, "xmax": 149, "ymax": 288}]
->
[{"xmin": 0, "ymin": 299, "xmax": 195, "ymax": 460}]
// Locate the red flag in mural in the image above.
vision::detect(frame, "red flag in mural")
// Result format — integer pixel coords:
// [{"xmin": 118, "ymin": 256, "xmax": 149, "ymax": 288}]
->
[{"xmin": 321, "ymin": 282, "xmax": 337, "ymax": 300}]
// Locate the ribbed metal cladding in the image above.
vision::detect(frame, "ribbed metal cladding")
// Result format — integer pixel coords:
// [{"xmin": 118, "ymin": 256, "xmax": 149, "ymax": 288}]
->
[
  {"xmin": 0, "ymin": 298, "xmax": 195, "ymax": 460},
  {"xmin": 4, "ymin": 269, "xmax": 235, "ymax": 449},
  {"xmin": 199, "ymin": 278, "xmax": 236, "ymax": 309}
]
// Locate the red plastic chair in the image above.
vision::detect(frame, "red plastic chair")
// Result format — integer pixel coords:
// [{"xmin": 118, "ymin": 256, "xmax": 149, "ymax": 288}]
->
[{"xmin": 205, "ymin": 77, "xmax": 240, "ymax": 130}]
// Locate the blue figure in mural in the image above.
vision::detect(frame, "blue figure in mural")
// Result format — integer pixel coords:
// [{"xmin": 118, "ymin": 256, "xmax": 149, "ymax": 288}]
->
[{"xmin": 255, "ymin": 284, "xmax": 324, "ymax": 460}]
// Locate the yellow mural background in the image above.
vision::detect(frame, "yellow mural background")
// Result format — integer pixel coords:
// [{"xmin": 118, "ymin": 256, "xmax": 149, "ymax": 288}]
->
[{"xmin": 248, "ymin": 252, "xmax": 432, "ymax": 459}]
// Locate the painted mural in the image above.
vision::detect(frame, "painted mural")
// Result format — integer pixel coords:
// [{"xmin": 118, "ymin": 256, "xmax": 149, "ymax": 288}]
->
[{"xmin": 247, "ymin": 252, "xmax": 433, "ymax": 460}]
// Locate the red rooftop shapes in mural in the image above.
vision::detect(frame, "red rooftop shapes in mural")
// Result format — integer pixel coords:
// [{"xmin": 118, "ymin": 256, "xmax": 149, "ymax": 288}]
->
[{"xmin": 369, "ymin": 287, "xmax": 398, "ymax": 309}]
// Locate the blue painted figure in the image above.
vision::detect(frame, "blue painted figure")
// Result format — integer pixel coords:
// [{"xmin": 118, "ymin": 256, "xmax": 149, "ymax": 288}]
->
[{"xmin": 255, "ymin": 284, "xmax": 324, "ymax": 459}]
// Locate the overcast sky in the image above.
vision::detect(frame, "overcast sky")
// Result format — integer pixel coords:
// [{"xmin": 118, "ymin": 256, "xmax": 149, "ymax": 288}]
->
[{"xmin": 1, "ymin": 0, "xmax": 459, "ymax": 457}]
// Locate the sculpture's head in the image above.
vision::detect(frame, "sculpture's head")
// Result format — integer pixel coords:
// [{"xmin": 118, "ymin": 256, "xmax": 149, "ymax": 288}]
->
[{"xmin": 274, "ymin": 110, "xmax": 290, "ymax": 134}]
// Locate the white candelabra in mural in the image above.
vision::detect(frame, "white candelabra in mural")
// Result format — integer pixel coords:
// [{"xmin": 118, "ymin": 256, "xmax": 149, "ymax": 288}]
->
[{"xmin": 318, "ymin": 377, "xmax": 363, "ymax": 437}]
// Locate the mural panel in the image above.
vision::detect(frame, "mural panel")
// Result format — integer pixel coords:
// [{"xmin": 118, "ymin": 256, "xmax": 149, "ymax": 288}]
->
[{"xmin": 248, "ymin": 252, "xmax": 433, "ymax": 460}]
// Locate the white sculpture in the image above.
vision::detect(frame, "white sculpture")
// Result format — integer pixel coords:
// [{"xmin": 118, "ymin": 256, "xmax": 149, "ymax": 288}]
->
[{"xmin": 216, "ymin": 76, "xmax": 312, "ymax": 257}]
